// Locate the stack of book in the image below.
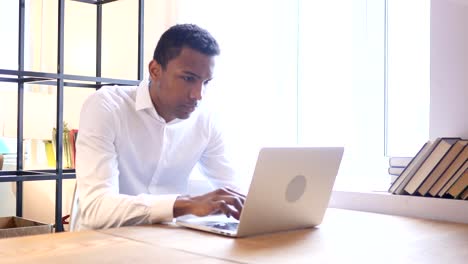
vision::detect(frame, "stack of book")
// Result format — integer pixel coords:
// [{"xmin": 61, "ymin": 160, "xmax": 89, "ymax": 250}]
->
[
  {"xmin": 388, "ymin": 137, "xmax": 468, "ymax": 200},
  {"xmin": 45, "ymin": 124, "xmax": 78, "ymax": 169},
  {"xmin": 388, "ymin": 157, "xmax": 412, "ymax": 184}
]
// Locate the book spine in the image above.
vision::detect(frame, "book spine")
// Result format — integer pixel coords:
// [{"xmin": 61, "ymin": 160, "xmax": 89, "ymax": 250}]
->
[
  {"xmin": 404, "ymin": 138, "xmax": 459, "ymax": 195},
  {"xmin": 394, "ymin": 139, "xmax": 441, "ymax": 195},
  {"xmin": 437, "ymin": 161, "xmax": 468, "ymax": 197},
  {"xmin": 429, "ymin": 146, "xmax": 468, "ymax": 196},
  {"xmin": 388, "ymin": 142, "xmax": 430, "ymax": 193}
]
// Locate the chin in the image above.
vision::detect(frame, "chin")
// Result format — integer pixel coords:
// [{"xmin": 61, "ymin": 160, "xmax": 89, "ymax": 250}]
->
[
  {"xmin": 175, "ymin": 107, "xmax": 197, "ymax": 120},
  {"xmin": 178, "ymin": 115, "xmax": 190, "ymax": 120},
  {"xmin": 177, "ymin": 112, "xmax": 192, "ymax": 120}
]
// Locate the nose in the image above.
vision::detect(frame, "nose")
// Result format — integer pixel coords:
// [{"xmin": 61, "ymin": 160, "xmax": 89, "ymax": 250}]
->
[{"xmin": 190, "ymin": 83, "xmax": 204, "ymax": 101}]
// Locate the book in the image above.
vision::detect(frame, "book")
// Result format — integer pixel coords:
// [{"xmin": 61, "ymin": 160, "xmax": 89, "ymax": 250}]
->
[
  {"xmin": 52, "ymin": 124, "xmax": 73, "ymax": 169},
  {"xmin": 389, "ymin": 167, "xmax": 404, "ymax": 185},
  {"xmin": 446, "ymin": 168, "xmax": 468, "ymax": 199},
  {"xmin": 389, "ymin": 174, "xmax": 398, "ymax": 185},
  {"xmin": 69, "ymin": 129, "xmax": 78, "ymax": 169},
  {"xmin": 389, "ymin": 140, "xmax": 435, "ymax": 194},
  {"xmin": 437, "ymin": 160, "xmax": 468, "ymax": 197},
  {"xmin": 64, "ymin": 131, "xmax": 72, "ymax": 168},
  {"xmin": 404, "ymin": 138, "xmax": 460, "ymax": 195},
  {"xmin": 428, "ymin": 145, "xmax": 468, "ymax": 196},
  {"xmin": 44, "ymin": 140, "xmax": 55, "ymax": 167},
  {"xmin": 389, "ymin": 157, "xmax": 413, "ymax": 168},
  {"xmin": 417, "ymin": 139, "xmax": 468, "ymax": 195},
  {"xmin": 461, "ymin": 187, "xmax": 468, "ymax": 200},
  {"xmin": 388, "ymin": 167, "xmax": 405, "ymax": 176}
]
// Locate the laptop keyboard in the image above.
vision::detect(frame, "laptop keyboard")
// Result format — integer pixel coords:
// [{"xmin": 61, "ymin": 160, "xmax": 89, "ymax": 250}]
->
[{"xmin": 206, "ymin": 221, "xmax": 239, "ymax": 231}]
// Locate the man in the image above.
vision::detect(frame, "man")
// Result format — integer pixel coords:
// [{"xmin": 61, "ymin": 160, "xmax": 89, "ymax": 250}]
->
[{"xmin": 72, "ymin": 24, "xmax": 245, "ymax": 231}]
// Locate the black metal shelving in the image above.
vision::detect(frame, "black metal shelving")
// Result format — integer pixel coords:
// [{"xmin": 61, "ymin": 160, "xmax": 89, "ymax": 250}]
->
[{"xmin": 0, "ymin": 0, "xmax": 144, "ymax": 232}]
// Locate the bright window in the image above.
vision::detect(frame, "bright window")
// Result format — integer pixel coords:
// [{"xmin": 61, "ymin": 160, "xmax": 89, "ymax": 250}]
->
[
  {"xmin": 386, "ymin": 0, "xmax": 430, "ymax": 157},
  {"xmin": 177, "ymin": 0, "xmax": 299, "ymax": 190},
  {"xmin": 177, "ymin": 0, "xmax": 430, "ymax": 192},
  {"xmin": 0, "ymin": 0, "xmax": 431, "ymax": 192}
]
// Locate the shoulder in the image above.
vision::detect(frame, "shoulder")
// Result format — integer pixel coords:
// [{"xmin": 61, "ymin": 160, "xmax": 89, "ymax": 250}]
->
[
  {"xmin": 79, "ymin": 86, "xmax": 137, "ymax": 135},
  {"xmin": 83, "ymin": 85, "xmax": 137, "ymax": 113}
]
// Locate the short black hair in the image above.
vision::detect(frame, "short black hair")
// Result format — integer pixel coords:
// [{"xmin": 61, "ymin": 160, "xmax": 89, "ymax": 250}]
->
[{"xmin": 153, "ymin": 24, "xmax": 220, "ymax": 69}]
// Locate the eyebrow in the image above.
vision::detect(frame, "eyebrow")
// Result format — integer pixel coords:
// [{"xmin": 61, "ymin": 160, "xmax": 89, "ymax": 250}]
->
[
  {"xmin": 182, "ymin": 70, "xmax": 213, "ymax": 81},
  {"xmin": 182, "ymin": 71, "xmax": 201, "ymax": 79}
]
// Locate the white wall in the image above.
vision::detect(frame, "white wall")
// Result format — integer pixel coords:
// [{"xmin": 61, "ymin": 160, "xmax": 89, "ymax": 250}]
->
[{"xmin": 430, "ymin": 0, "xmax": 468, "ymax": 139}]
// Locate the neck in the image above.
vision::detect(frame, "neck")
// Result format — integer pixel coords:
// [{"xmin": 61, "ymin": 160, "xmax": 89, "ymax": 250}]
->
[{"xmin": 148, "ymin": 80, "xmax": 174, "ymax": 123}]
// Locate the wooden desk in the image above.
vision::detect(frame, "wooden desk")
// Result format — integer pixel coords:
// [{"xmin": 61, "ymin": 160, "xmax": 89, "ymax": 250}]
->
[
  {"xmin": 1, "ymin": 209, "xmax": 467, "ymax": 264},
  {"xmin": 0, "ymin": 228, "xmax": 235, "ymax": 264}
]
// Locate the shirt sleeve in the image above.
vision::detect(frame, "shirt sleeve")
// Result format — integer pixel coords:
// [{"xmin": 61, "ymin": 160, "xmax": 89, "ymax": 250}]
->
[
  {"xmin": 197, "ymin": 115, "xmax": 241, "ymax": 192},
  {"xmin": 75, "ymin": 92, "xmax": 178, "ymax": 230}
]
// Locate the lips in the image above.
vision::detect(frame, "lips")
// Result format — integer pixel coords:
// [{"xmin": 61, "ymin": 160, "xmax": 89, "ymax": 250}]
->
[{"xmin": 181, "ymin": 103, "xmax": 197, "ymax": 113}]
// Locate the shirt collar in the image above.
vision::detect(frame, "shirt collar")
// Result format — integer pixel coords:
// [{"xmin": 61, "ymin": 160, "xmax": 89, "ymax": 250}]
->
[
  {"xmin": 135, "ymin": 80, "xmax": 154, "ymax": 111},
  {"xmin": 135, "ymin": 80, "xmax": 184, "ymax": 125}
]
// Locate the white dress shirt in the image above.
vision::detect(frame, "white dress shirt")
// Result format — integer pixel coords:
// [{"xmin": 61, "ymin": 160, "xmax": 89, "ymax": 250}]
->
[{"xmin": 72, "ymin": 80, "xmax": 238, "ymax": 231}]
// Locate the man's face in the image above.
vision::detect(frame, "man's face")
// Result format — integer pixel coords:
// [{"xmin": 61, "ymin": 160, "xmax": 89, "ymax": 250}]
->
[{"xmin": 149, "ymin": 47, "xmax": 215, "ymax": 123}]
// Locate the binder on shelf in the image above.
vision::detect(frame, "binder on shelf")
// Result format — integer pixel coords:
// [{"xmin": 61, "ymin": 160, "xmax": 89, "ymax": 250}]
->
[
  {"xmin": 44, "ymin": 140, "xmax": 55, "ymax": 167},
  {"xmin": 69, "ymin": 129, "xmax": 78, "ymax": 169},
  {"xmin": 51, "ymin": 123, "xmax": 74, "ymax": 169}
]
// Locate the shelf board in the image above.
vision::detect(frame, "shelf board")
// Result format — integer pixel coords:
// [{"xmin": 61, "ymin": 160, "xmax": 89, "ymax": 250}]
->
[
  {"xmin": 71, "ymin": 0, "xmax": 120, "ymax": 5},
  {"xmin": 0, "ymin": 169, "xmax": 76, "ymax": 182},
  {"xmin": 330, "ymin": 190, "xmax": 468, "ymax": 224},
  {"xmin": 0, "ymin": 69, "xmax": 139, "ymax": 87}
]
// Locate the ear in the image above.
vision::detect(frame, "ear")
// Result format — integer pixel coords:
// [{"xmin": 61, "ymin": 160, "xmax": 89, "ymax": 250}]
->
[{"xmin": 148, "ymin": 60, "xmax": 162, "ymax": 81}]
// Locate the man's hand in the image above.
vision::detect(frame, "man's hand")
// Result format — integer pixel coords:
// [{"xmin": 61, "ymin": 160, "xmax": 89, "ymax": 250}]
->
[{"xmin": 173, "ymin": 188, "xmax": 246, "ymax": 220}]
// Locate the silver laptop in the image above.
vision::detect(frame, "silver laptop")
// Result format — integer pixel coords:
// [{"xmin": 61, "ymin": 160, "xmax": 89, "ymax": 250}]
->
[{"xmin": 176, "ymin": 147, "xmax": 344, "ymax": 237}]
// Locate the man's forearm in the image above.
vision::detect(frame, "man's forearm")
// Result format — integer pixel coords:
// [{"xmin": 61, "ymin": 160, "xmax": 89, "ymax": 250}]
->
[{"xmin": 173, "ymin": 195, "xmax": 193, "ymax": 218}]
